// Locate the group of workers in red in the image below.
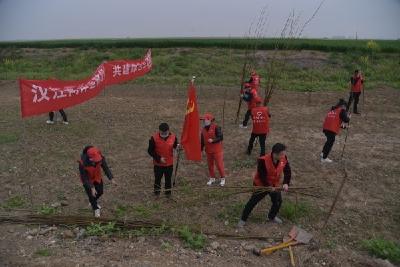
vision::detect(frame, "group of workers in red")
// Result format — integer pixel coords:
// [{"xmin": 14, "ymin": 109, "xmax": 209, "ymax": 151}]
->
[{"xmin": 76, "ymin": 68, "xmax": 363, "ymax": 223}]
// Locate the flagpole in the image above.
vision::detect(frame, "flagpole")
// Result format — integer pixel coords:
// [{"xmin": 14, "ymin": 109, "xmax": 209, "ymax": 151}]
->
[{"xmin": 174, "ymin": 76, "xmax": 196, "ymax": 187}]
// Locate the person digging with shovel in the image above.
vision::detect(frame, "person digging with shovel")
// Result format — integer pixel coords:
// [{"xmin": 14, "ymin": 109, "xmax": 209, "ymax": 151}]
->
[
  {"xmin": 78, "ymin": 145, "xmax": 116, "ymax": 218},
  {"xmin": 320, "ymin": 98, "xmax": 351, "ymax": 163},
  {"xmin": 238, "ymin": 143, "xmax": 291, "ymax": 227}
]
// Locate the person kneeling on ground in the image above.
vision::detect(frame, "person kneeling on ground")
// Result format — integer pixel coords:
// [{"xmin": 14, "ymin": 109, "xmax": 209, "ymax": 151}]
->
[
  {"xmin": 78, "ymin": 145, "xmax": 116, "ymax": 218},
  {"xmin": 321, "ymin": 98, "xmax": 351, "ymax": 163},
  {"xmin": 148, "ymin": 122, "xmax": 179, "ymax": 197},
  {"xmin": 201, "ymin": 113, "xmax": 226, "ymax": 186},
  {"xmin": 238, "ymin": 143, "xmax": 291, "ymax": 227}
]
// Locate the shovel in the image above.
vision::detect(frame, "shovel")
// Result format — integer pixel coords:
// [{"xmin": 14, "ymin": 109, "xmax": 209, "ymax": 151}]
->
[{"xmin": 253, "ymin": 226, "xmax": 313, "ymax": 256}]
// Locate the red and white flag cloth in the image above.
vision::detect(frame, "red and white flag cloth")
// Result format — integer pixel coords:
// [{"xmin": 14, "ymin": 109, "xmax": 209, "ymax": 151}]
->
[
  {"xmin": 19, "ymin": 49, "xmax": 152, "ymax": 118},
  {"xmin": 180, "ymin": 80, "xmax": 202, "ymax": 161}
]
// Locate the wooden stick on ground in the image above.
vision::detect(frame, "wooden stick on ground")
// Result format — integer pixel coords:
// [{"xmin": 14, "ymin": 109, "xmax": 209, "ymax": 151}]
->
[{"xmin": 321, "ymin": 164, "xmax": 348, "ymax": 231}]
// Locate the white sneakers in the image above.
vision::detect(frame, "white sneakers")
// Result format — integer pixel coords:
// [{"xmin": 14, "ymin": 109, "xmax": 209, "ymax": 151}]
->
[
  {"xmin": 94, "ymin": 209, "xmax": 101, "ymax": 218},
  {"xmin": 320, "ymin": 152, "xmax": 333, "ymax": 163},
  {"xmin": 269, "ymin": 216, "xmax": 283, "ymax": 224},
  {"xmin": 237, "ymin": 219, "xmax": 246, "ymax": 228},
  {"xmin": 239, "ymin": 124, "xmax": 248, "ymax": 129},
  {"xmin": 321, "ymin": 158, "xmax": 333, "ymax": 163},
  {"xmin": 46, "ymin": 120, "xmax": 69, "ymax": 125},
  {"xmin": 207, "ymin": 178, "xmax": 215, "ymax": 186},
  {"xmin": 207, "ymin": 178, "xmax": 226, "ymax": 186}
]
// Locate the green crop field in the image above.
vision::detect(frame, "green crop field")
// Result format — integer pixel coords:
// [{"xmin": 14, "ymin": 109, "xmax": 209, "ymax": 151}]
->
[
  {"xmin": 0, "ymin": 38, "xmax": 399, "ymax": 91},
  {"xmin": 1, "ymin": 38, "xmax": 400, "ymax": 53}
]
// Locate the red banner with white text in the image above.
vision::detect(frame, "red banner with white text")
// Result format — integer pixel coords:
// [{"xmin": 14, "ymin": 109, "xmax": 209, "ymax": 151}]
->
[{"xmin": 20, "ymin": 49, "xmax": 152, "ymax": 118}]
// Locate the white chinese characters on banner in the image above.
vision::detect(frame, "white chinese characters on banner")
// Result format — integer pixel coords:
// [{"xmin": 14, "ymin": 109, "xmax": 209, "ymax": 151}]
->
[{"xmin": 30, "ymin": 65, "xmax": 105, "ymax": 104}]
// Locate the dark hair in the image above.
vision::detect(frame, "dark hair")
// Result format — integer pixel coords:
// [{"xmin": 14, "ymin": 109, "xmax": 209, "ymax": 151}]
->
[
  {"xmin": 336, "ymin": 98, "xmax": 347, "ymax": 107},
  {"xmin": 159, "ymin": 122, "xmax": 169, "ymax": 132},
  {"xmin": 83, "ymin": 145, "xmax": 93, "ymax": 154},
  {"xmin": 354, "ymin": 69, "xmax": 359, "ymax": 73},
  {"xmin": 272, "ymin": 143, "xmax": 286, "ymax": 154}
]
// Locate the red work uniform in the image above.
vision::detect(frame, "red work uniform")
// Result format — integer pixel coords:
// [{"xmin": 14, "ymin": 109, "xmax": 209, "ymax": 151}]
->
[
  {"xmin": 201, "ymin": 123, "xmax": 225, "ymax": 178},
  {"xmin": 251, "ymin": 106, "xmax": 270, "ymax": 135},
  {"xmin": 323, "ymin": 107, "xmax": 344, "ymax": 134}
]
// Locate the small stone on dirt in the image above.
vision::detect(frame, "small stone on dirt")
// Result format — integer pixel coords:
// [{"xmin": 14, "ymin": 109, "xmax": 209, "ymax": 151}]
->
[
  {"xmin": 51, "ymin": 202, "xmax": 61, "ymax": 208},
  {"xmin": 63, "ymin": 229, "xmax": 75, "ymax": 239},
  {"xmin": 39, "ymin": 226, "xmax": 57, "ymax": 235},
  {"xmin": 210, "ymin": 241, "xmax": 220, "ymax": 250}
]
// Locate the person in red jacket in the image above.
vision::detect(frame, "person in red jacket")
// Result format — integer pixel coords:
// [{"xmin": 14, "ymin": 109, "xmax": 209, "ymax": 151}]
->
[
  {"xmin": 78, "ymin": 145, "xmax": 116, "ymax": 218},
  {"xmin": 201, "ymin": 113, "xmax": 226, "ymax": 186},
  {"xmin": 347, "ymin": 70, "xmax": 364, "ymax": 114},
  {"xmin": 321, "ymin": 99, "xmax": 351, "ymax": 163},
  {"xmin": 238, "ymin": 143, "xmax": 291, "ymax": 227},
  {"xmin": 239, "ymin": 85, "xmax": 259, "ymax": 129},
  {"xmin": 247, "ymin": 97, "xmax": 271, "ymax": 156},
  {"xmin": 148, "ymin": 122, "xmax": 179, "ymax": 197},
  {"xmin": 246, "ymin": 70, "xmax": 261, "ymax": 91}
]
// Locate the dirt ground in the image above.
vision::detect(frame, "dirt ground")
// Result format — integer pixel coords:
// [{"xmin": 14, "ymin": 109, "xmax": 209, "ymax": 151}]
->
[{"xmin": 0, "ymin": 77, "xmax": 399, "ymax": 266}]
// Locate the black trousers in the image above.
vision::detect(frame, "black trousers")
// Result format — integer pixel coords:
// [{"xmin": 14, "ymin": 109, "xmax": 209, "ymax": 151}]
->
[
  {"xmin": 242, "ymin": 109, "xmax": 252, "ymax": 126},
  {"xmin": 83, "ymin": 181, "xmax": 103, "ymax": 210},
  {"xmin": 322, "ymin": 130, "xmax": 336, "ymax": 159},
  {"xmin": 49, "ymin": 109, "xmax": 68, "ymax": 122},
  {"xmin": 241, "ymin": 191, "xmax": 282, "ymax": 221},
  {"xmin": 347, "ymin": 92, "xmax": 361, "ymax": 113},
  {"xmin": 247, "ymin": 133, "xmax": 267, "ymax": 156},
  {"xmin": 154, "ymin": 165, "xmax": 173, "ymax": 196}
]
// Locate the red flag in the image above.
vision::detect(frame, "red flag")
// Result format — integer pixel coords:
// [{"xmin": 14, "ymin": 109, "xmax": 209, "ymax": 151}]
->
[{"xmin": 180, "ymin": 80, "xmax": 202, "ymax": 161}]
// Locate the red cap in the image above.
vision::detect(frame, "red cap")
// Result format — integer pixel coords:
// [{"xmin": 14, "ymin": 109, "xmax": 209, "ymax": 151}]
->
[
  {"xmin": 201, "ymin": 113, "xmax": 214, "ymax": 121},
  {"xmin": 87, "ymin": 147, "xmax": 102, "ymax": 163}
]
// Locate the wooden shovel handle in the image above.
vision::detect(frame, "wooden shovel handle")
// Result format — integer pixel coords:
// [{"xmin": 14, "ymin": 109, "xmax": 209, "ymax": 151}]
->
[
  {"xmin": 261, "ymin": 240, "xmax": 297, "ymax": 255},
  {"xmin": 289, "ymin": 245, "xmax": 296, "ymax": 266}
]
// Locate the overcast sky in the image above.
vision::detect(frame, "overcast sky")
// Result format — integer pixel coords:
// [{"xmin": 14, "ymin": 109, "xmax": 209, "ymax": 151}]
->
[{"xmin": 0, "ymin": 0, "xmax": 399, "ymax": 41}]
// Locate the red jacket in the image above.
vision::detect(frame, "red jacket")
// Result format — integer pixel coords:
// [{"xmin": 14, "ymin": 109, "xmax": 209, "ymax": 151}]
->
[
  {"xmin": 202, "ymin": 123, "xmax": 223, "ymax": 154},
  {"xmin": 152, "ymin": 132, "xmax": 176, "ymax": 166},
  {"xmin": 247, "ymin": 88, "xmax": 259, "ymax": 110},
  {"xmin": 253, "ymin": 154, "xmax": 288, "ymax": 187},
  {"xmin": 79, "ymin": 160, "xmax": 103, "ymax": 184},
  {"xmin": 251, "ymin": 106, "xmax": 270, "ymax": 134},
  {"xmin": 323, "ymin": 107, "xmax": 343, "ymax": 134},
  {"xmin": 351, "ymin": 75, "xmax": 363, "ymax": 93}
]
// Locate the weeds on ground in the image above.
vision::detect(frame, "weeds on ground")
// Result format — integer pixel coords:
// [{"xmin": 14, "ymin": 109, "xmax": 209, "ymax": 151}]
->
[
  {"xmin": 0, "ymin": 132, "xmax": 18, "ymax": 144},
  {"xmin": 37, "ymin": 204, "xmax": 59, "ymax": 215},
  {"xmin": 2, "ymin": 195, "xmax": 26, "ymax": 210},
  {"xmin": 122, "ymin": 224, "xmax": 168, "ymax": 238},
  {"xmin": 362, "ymin": 238, "xmax": 400, "ymax": 264},
  {"xmin": 86, "ymin": 222, "xmax": 120, "ymax": 236},
  {"xmin": 161, "ymin": 240, "xmax": 173, "ymax": 251},
  {"xmin": 177, "ymin": 225, "xmax": 207, "ymax": 250},
  {"xmin": 280, "ymin": 200, "xmax": 311, "ymax": 222},
  {"xmin": 34, "ymin": 248, "xmax": 51, "ymax": 257},
  {"xmin": 217, "ymin": 202, "xmax": 245, "ymax": 226}
]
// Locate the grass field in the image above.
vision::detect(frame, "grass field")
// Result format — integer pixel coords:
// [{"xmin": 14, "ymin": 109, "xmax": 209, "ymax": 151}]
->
[
  {"xmin": 0, "ymin": 40, "xmax": 399, "ymax": 91},
  {"xmin": 1, "ymin": 38, "xmax": 400, "ymax": 53}
]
